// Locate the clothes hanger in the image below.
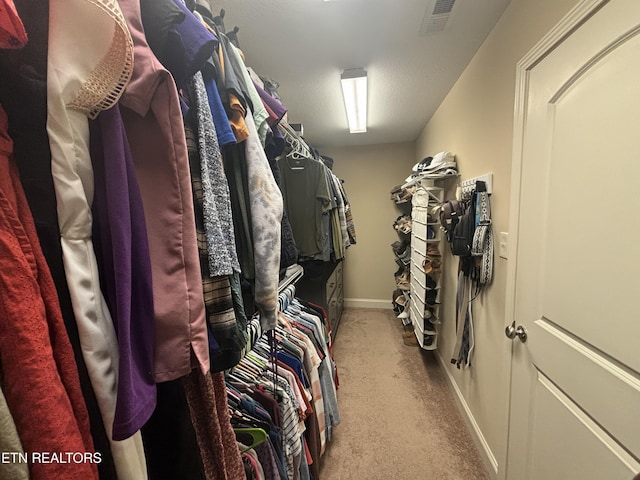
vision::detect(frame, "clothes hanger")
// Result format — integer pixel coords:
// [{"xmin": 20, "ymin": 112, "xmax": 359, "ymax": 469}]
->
[
  {"xmin": 227, "ymin": 374, "xmax": 254, "ymax": 393},
  {"xmin": 231, "ymin": 411, "xmax": 269, "ymax": 431},
  {"xmin": 246, "ymin": 351, "xmax": 267, "ymax": 368},
  {"xmin": 286, "ymin": 141, "xmax": 306, "ymax": 166},
  {"xmin": 280, "ymin": 122, "xmax": 312, "ymax": 163},
  {"xmin": 226, "ymin": 26, "xmax": 240, "ymax": 48},
  {"xmin": 229, "ymin": 365, "xmax": 257, "ymax": 384},
  {"xmin": 213, "ymin": 8, "xmax": 226, "ymax": 33},
  {"xmin": 252, "ymin": 342, "xmax": 273, "ymax": 359},
  {"xmin": 235, "ymin": 360, "xmax": 261, "ymax": 378},
  {"xmin": 234, "ymin": 426, "xmax": 268, "ymax": 452}
]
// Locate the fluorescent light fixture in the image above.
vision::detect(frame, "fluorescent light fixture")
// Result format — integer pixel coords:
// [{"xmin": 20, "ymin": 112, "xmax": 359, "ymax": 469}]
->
[{"xmin": 340, "ymin": 68, "xmax": 368, "ymax": 133}]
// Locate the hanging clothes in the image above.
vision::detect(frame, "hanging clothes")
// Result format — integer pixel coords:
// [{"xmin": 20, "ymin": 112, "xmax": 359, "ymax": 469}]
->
[
  {"xmin": 201, "ymin": 58, "xmax": 237, "ymax": 148},
  {"xmin": 266, "ymin": 150, "xmax": 300, "ymax": 269},
  {"xmin": 5, "ymin": 1, "xmax": 343, "ymax": 478},
  {"xmin": 0, "ymin": 1, "xmax": 118, "ymax": 474},
  {"xmin": 328, "ymin": 171, "xmax": 350, "ymax": 258},
  {"xmin": 228, "ymin": 285, "xmax": 341, "ymax": 480},
  {"xmin": 140, "ymin": 0, "xmax": 217, "ymax": 90},
  {"xmin": 90, "ymin": 105, "xmax": 157, "ymax": 441},
  {"xmin": 221, "ymin": 37, "xmax": 269, "ymax": 146},
  {"xmin": 183, "ymin": 73, "xmax": 247, "ymax": 371},
  {"xmin": 206, "ymin": 19, "xmax": 250, "ymax": 143},
  {"xmin": 46, "ymin": 0, "xmax": 148, "ymax": 476},
  {"xmin": 242, "ymin": 111, "xmax": 284, "ymax": 331},
  {"xmin": 0, "ymin": 384, "xmax": 29, "ymax": 480},
  {"xmin": 184, "ymin": 72, "xmax": 240, "ymax": 276},
  {"xmin": 0, "ymin": 106, "xmax": 98, "ymax": 480},
  {"xmin": 183, "ymin": 371, "xmax": 246, "ymax": 480},
  {"xmin": 118, "ymin": 0, "xmax": 210, "ymax": 382},
  {"xmin": 255, "ymin": 78, "xmax": 300, "ymax": 270},
  {"xmin": 0, "ymin": 0, "xmax": 27, "ymax": 48},
  {"xmin": 279, "ymin": 156, "xmax": 333, "ymax": 259},
  {"xmin": 254, "ymin": 441, "xmax": 282, "ymax": 480},
  {"xmin": 222, "ymin": 142, "xmax": 256, "ymax": 280},
  {"xmin": 336, "ymin": 177, "xmax": 357, "ymax": 245},
  {"xmin": 140, "ymin": 379, "xmax": 207, "ymax": 480},
  {"xmin": 199, "ymin": 24, "xmax": 284, "ymax": 331}
]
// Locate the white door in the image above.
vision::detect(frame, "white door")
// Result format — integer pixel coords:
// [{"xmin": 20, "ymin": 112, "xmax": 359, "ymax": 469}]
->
[{"xmin": 505, "ymin": 1, "xmax": 640, "ymax": 479}]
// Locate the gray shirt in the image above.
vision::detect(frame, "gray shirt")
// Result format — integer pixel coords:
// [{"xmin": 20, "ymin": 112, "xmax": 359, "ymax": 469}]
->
[{"xmin": 279, "ymin": 157, "xmax": 332, "ymax": 258}]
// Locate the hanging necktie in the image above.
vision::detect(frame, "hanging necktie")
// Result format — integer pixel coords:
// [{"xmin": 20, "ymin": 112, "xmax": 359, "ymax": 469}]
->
[
  {"xmin": 471, "ymin": 190, "xmax": 493, "ymax": 285},
  {"xmin": 461, "ymin": 280, "xmax": 475, "ymax": 367},
  {"xmin": 451, "ymin": 270, "xmax": 475, "ymax": 368},
  {"xmin": 451, "ymin": 270, "xmax": 467, "ymax": 365}
]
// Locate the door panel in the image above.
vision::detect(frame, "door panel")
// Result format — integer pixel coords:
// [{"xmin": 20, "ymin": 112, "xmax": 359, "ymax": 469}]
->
[
  {"xmin": 533, "ymin": 320, "xmax": 640, "ymax": 457},
  {"xmin": 507, "ymin": 1, "xmax": 640, "ymax": 478},
  {"xmin": 541, "ymin": 29, "xmax": 640, "ymax": 373},
  {"xmin": 528, "ymin": 372, "xmax": 637, "ymax": 480}
]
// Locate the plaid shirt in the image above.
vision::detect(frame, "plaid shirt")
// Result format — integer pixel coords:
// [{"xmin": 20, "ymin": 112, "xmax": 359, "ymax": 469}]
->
[{"xmin": 184, "ymin": 79, "xmax": 247, "ymax": 372}]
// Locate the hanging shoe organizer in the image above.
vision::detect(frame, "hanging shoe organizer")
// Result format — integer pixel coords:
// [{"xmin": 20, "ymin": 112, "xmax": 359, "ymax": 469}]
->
[{"xmin": 408, "ymin": 185, "xmax": 443, "ymax": 350}]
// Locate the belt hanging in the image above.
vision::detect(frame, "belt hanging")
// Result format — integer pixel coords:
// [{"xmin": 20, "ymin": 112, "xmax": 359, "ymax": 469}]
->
[
  {"xmin": 451, "ymin": 270, "xmax": 468, "ymax": 364},
  {"xmin": 471, "ymin": 191, "xmax": 493, "ymax": 285}
]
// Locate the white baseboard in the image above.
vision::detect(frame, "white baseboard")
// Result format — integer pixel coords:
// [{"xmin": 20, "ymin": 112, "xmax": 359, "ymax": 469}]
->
[
  {"xmin": 435, "ymin": 351, "xmax": 499, "ymax": 479},
  {"xmin": 343, "ymin": 298, "xmax": 393, "ymax": 310}
]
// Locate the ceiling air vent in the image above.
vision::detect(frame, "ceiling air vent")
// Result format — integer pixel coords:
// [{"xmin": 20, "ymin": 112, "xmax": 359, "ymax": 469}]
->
[
  {"xmin": 433, "ymin": 0, "xmax": 455, "ymax": 15},
  {"xmin": 419, "ymin": 0, "xmax": 457, "ymax": 35}
]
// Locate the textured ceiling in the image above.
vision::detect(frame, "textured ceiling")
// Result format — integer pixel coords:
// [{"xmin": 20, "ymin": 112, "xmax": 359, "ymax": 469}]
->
[{"xmin": 209, "ymin": 0, "xmax": 512, "ymax": 149}]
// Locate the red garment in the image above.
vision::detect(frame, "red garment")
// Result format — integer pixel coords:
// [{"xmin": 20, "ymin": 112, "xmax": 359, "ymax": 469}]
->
[
  {"xmin": 0, "ymin": 106, "xmax": 97, "ymax": 479},
  {"xmin": 183, "ymin": 371, "xmax": 246, "ymax": 480},
  {"xmin": 0, "ymin": 0, "xmax": 27, "ymax": 49}
]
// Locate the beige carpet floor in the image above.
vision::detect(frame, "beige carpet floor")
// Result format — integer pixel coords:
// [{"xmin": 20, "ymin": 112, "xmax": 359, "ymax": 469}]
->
[{"xmin": 318, "ymin": 308, "xmax": 489, "ymax": 480}]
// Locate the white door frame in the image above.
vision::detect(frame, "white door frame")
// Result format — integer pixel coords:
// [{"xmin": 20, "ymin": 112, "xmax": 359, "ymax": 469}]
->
[{"xmin": 500, "ymin": 1, "xmax": 611, "ymax": 479}]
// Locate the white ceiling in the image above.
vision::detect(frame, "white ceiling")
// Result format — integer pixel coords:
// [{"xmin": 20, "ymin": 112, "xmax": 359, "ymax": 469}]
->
[{"xmin": 209, "ymin": 0, "xmax": 512, "ymax": 149}]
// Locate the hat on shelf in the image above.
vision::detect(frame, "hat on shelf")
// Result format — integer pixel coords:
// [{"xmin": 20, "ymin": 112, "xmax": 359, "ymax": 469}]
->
[
  {"xmin": 422, "ymin": 151, "xmax": 456, "ymax": 172},
  {"xmin": 411, "ymin": 156, "xmax": 433, "ymax": 173},
  {"xmin": 405, "ymin": 151, "xmax": 457, "ymax": 183}
]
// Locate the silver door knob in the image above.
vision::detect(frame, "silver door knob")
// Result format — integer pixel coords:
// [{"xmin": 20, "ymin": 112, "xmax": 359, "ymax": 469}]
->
[{"xmin": 505, "ymin": 321, "xmax": 527, "ymax": 343}]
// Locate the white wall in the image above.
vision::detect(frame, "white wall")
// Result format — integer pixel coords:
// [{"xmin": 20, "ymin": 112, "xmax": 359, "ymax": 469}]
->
[
  {"xmin": 414, "ymin": 0, "xmax": 581, "ymax": 477},
  {"xmin": 322, "ymin": 142, "xmax": 415, "ymax": 308},
  {"xmin": 317, "ymin": 1, "xmax": 586, "ymax": 476}
]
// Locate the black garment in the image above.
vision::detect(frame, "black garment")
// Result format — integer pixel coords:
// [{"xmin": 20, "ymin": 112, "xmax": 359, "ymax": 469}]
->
[
  {"xmin": 141, "ymin": 379, "xmax": 206, "ymax": 480},
  {"xmin": 222, "ymin": 143, "xmax": 255, "ymax": 280},
  {"xmin": 0, "ymin": 2, "xmax": 117, "ymax": 477},
  {"xmin": 265, "ymin": 150, "xmax": 299, "ymax": 269},
  {"xmin": 139, "ymin": 0, "xmax": 216, "ymax": 89},
  {"xmin": 139, "ymin": 0, "xmax": 184, "ymax": 61}
]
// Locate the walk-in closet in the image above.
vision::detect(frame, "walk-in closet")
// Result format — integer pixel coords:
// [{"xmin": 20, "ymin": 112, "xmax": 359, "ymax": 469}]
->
[{"xmin": 1, "ymin": 0, "xmax": 639, "ymax": 479}]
